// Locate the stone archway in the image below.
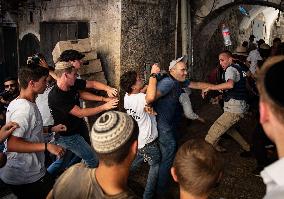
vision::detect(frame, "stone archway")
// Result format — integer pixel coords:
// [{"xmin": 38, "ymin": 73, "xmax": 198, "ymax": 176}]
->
[
  {"xmin": 19, "ymin": 33, "xmax": 40, "ymax": 66},
  {"xmin": 191, "ymin": 0, "xmax": 283, "ymax": 80}
]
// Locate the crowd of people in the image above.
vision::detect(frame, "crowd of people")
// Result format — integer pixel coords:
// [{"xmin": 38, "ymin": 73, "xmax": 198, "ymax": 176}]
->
[{"xmin": 0, "ymin": 34, "xmax": 283, "ymax": 199}]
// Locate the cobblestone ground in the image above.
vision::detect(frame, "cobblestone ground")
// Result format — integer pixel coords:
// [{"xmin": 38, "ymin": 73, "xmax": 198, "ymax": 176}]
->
[
  {"xmin": 129, "ymin": 103, "xmax": 266, "ymax": 199},
  {"xmin": 0, "ymin": 103, "xmax": 266, "ymax": 199}
]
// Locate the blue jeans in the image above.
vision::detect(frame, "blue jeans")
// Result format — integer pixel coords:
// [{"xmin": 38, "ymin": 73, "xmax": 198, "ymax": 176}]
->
[
  {"xmin": 47, "ymin": 150, "xmax": 81, "ymax": 176},
  {"xmin": 55, "ymin": 134, "xmax": 98, "ymax": 168},
  {"xmin": 156, "ymin": 122, "xmax": 177, "ymax": 195},
  {"xmin": 131, "ymin": 140, "xmax": 161, "ymax": 199}
]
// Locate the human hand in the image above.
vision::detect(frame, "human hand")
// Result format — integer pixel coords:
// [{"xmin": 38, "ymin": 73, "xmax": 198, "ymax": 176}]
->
[
  {"xmin": 47, "ymin": 143, "xmax": 65, "ymax": 159},
  {"xmin": 39, "ymin": 59, "xmax": 49, "ymax": 69},
  {"xmin": 106, "ymin": 87, "xmax": 118, "ymax": 97},
  {"xmin": 0, "ymin": 122, "xmax": 19, "ymax": 142},
  {"xmin": 201, "ymin": 88, "xmax": 209, "ymax": 99},
  {"xmin": 151, "ymin": 63, "xmax": 160, "ymax": 74},
  {"xmin": 144, "ymin": 105, "xmax": 157, "ymax": 115},
  {"xmin": 52, "ymin": 124, "xmax": 67, "ymax": 133},
  {"xmin": 103, "ymin": 99, "xmax": 119, "ymax": 110}
]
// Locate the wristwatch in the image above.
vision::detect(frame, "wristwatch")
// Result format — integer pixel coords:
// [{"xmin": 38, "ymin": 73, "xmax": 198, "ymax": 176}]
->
[{"xmin": 150, "ymin": 73, "xmax": 157, "ymax": 78}]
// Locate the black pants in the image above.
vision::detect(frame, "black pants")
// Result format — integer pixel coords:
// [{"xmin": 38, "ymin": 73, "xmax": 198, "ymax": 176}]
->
[
  {"xmin": 9, "ymin": 172, "xmax": 55, "ymax": 199},
  {"xmin": 251, "ymin": 123, "xmax": 273, "ymax": 167}
]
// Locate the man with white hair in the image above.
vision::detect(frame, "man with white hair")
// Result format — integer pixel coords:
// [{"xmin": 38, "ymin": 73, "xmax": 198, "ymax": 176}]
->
[{"xmin": 151, "ymin": 56, "xmax": 211, "ymax": 198}]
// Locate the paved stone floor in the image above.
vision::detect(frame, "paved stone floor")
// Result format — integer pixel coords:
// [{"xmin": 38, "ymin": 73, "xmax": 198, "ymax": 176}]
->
[
  {"xmin": 129, "ymin": 102, "xmax": 266, "ymax": 199},
  {"xmin": 0, "ymin": 103, "xmax": 267, "ymax": 199}
]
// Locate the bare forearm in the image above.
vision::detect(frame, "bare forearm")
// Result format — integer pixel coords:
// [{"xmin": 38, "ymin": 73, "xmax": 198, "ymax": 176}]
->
[
  {"xmin": 49, "ymin": 71, "xmax": 58, "ymax": 81},
  {"xmin": 145, "ymin": 77, "xmax": 157, "ymax": 104},
  {"xmin": 87, "ymin": 80, "xmax": 109, "ymax": 91},
  {"xmin": 7, "ymin": 136, "xmax": 45, "ymax": 153},
  {"xmin": 209, "ymin": 82, "xmax": 233, "ymax": 91},
  {"xmin": 76, "ymin": 106, "xmax": 106, "ymax": 118},
  {"xmin": 79, "ymin": 91, "xmax": 104, "ymax": 102},
  {"xmin": 189, "ymin": 81, "xmax": 213, "ymax": 90}
]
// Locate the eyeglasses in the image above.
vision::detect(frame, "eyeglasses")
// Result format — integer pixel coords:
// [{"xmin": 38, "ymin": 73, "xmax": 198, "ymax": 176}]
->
[{"xmin": 4, "ymin": 83, "xmax": 16, "ymax": 89}]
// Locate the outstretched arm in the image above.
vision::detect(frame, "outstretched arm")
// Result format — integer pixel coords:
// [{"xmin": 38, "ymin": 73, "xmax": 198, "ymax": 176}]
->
[
  {"xmin": 79, "ymin": 90, "xmax": 117, "ymax": 102},
  {"xmin": 86, "ymin": 81, "xmax": 117, "ymax": 97},
  {"xmin": 189, "ymin": 81, "xmax": 213, "ymax": 90},
  {"xmin": 7, "ymin": 135, "xmax": 65, "ymax": 158}
]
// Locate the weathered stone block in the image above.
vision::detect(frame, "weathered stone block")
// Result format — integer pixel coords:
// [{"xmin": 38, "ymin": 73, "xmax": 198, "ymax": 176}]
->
[
  {"xmin": 78, "ymin": 59, "xmax": 102, "ymax": 75},
  {"xmin": 80, "ymin": 71, "xmax": 108, "ymax": 85},
  {"xmin": 82, "ymin": 51, "xmax": 98, "ymax": 61},
  {"xmin": 52, "ymin": 38, "xmax": 91, "ymax": 62}
]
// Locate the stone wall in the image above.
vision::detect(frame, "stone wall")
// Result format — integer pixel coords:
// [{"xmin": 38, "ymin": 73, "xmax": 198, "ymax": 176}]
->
[
  {"xmin": 18, "ymin": 0, "xmax": 122, "ymax": 87},
  {"xmin": 270, "ymin": 13, "xmax": 284, "ymax": 42},
  {"xmin": 120, "ymin": 0, "xmax": 176, "ymax": 75},
  {"xmin": 192, "ymin": 6, "xmax": 244, "ymax": 81},
  {"xmin": 17, "ymin": 0, "xmax": 176, "ymax": 88}
]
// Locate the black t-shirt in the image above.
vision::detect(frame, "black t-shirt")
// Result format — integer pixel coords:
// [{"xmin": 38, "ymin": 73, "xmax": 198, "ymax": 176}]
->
[{"xmin": 48, "ymin": 79, "xmax": 87, "ymax": 136}]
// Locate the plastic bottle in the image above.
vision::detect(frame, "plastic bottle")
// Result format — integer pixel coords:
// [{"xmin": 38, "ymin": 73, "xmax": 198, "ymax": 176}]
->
[{"xmin": 222, "ymin": 24, "xmax": 232, "ymax": 46}]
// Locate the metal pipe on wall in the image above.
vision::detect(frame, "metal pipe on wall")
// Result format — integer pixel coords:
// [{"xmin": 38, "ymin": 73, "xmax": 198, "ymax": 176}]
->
[
  {"xmin": 181, "ymin": 0, "xmax": 188, "ymax": 56},
  {"xmin": 175, "ymin": 0, "xmax": 179, "ymax": 59}
]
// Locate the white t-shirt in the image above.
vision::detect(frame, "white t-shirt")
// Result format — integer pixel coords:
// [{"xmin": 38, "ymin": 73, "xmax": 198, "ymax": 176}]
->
[
  {"xmin": 36, "ymin": 86, "xmax": 54, "ymax": 126},
  {"xmin": 0, "ymin": 99, "xmax": 45, "ymax": 185},
  {"xmin": 261, "ymin": 158, "xmax": 284, "ymax": 195},
  {"xmin": 124, "ymin": 93, "xmax": 158, "ymax": 149},
  {"xmin": 247, "ymin": 49, "xmax": 262, "ymax": 75}
]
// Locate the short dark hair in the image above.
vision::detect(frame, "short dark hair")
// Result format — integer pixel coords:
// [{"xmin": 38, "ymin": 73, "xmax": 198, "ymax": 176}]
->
[
  {"xmin": 257, "ymin": 39, "xmax": 265, "ymax": 47},
  {"xmin": 242, "ymin": 41, "xmax": 248, "ymax": 47},
  {"xmin": 120, "ymin": 71, "xmax": 137, "ymax": 93},
  {"xmin": 257, "ymin": 56, "xmax": 284, "ymax": 123},
  {"xmin": 219, "ymin": 50, "xmax": 233, "ymax": 58},
  {"xmin": 96, "ymin": 118, "xmax": 139, "ymax": 166},
  {"xmin": 173, "ymin": 139, "xmax": 224, "ymax": 197},
  {"xmin": 18, "ymin": 66, "xmax": 49, "ymax": 89},
  {"xmin": 58, "ymin": 50, "xmax": 85, "ymax": 62},
  {"xmin": 273, "ymin": 37, "xmax": 281, "ymax": 43},
  {"xmin": 4, "ymin": 76, "xmax": 17, "ymax": 84}
]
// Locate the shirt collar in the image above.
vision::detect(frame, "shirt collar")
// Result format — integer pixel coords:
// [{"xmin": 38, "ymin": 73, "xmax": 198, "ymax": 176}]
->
[{"xmin": 261, "ymin": 158, "xmax": 284, "ymax": 186}]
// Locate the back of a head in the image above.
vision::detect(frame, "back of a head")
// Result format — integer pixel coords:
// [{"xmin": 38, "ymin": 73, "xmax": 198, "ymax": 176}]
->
[
  {"xmin": 257, "ymin": 56, "xmax": 284, "ymax": 123},
  {"xmin": 58, "ymin": 49, "xmax": 85, "ymax": 62},
  {"xmin": 120, "ymin": 71, "xmax": 137, "ymax": 94},
  {"xmin": 91, "ymin": 111, "xmax": 138, "ymax": 166},
  {"xmin": 18, "ymin": 66, "xmax": 49, "ymax": 89},
  {"xmin": 257, "ymin": 39, "xmax": 265, "ymax": 48},
  {"xmin": 173, "ymin": 139, "xmax": 224, "ymax": 197},
  {"xmin": 273, "ymin": 37, "xmax": 281, "ymax": 45}
]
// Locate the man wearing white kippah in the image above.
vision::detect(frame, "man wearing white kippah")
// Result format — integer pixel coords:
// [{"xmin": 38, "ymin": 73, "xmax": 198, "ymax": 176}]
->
[{"xmin": 47, "ymin": 111, "xmax": 140, "ymax": 199}]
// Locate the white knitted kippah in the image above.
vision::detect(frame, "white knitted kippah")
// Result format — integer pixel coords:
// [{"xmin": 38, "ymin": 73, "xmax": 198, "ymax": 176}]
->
[{"xmin": 91, "ymin": 111, "xmax": 134, "ymax": 153}]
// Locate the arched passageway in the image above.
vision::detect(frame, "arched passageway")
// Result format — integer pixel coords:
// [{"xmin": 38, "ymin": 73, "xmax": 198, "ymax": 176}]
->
[
  {"xmin": 19, "ymin": 33, "xmax": 40, "ymax": 66},
  {"xmin": 191, "ymin": 0, "xmax": 283, "ymax": 80}
]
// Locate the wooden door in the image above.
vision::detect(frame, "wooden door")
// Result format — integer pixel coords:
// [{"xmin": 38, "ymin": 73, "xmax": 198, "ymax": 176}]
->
[{"xmin": 40, "ymin": 21, "xmax": 89, "ymax": 66}]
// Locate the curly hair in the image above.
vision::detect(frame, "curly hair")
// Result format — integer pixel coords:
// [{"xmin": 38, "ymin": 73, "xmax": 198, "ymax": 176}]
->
[
  {"xmin": 58, "ymin": 50, "xmax": 85, "ymax": 62},
  {"xmin": 120, "ymin": 71, "xmax": 137, "ymax": 93}
]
